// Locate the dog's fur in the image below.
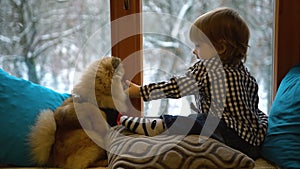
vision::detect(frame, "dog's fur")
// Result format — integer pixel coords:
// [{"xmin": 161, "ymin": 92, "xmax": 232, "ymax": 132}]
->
[{"xmin": 28, "ymin": 56, "xmax": 127, "ymax": 169}]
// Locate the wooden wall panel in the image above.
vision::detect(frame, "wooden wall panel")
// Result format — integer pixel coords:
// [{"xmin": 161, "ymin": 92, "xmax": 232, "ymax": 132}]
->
[
  {"xmin": 110, "ymin": 0, "xmax": 143, "ymax": 116},
  {"xmin": 273, "ymin": 0, "xmax": 300, "ymax": 97}
]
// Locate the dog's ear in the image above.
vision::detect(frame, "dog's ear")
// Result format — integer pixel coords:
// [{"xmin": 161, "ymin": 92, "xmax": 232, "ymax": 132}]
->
[{"xmin": 111, "ymin": 57, "xmax": 121, "ymax": 69}]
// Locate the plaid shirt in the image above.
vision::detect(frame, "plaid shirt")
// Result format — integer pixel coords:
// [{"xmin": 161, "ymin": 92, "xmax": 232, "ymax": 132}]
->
[{"xmin": 140, "ymin": 57, "xmax": 268, "ymax": 146}]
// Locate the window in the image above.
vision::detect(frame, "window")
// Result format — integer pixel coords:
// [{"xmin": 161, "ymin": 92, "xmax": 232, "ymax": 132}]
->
[
  {"xmin": 142, "ymin": 0, "xmax": 274, "ymax": 116},
  {"xmin": 0, "ymin": 0, "xmax": 276, "ymax": 117},
  {"xmin": 0, "ymin": 0, "xmax": 111, "ymax": 93}
]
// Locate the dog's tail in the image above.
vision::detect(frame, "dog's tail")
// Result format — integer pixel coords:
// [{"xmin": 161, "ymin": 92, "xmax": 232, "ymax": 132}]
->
[{"xmin": 28, "ymin": 109, "xmax": 56, "ymax": 165}]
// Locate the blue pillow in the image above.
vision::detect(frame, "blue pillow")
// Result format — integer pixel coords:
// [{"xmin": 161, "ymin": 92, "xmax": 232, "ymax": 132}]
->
[
  {"xmin": 0, "ymin": 69, "xmax": 70, "ymax": 166},
  {"xmin": 261, "ymin": 64, "xmax": 300, "ymax": 169}
]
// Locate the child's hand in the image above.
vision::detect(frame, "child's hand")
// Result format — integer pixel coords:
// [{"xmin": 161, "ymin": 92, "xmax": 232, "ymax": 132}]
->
[{"xmin": 125, "ymin": 80, "xmax": 141, "ymax": 98}]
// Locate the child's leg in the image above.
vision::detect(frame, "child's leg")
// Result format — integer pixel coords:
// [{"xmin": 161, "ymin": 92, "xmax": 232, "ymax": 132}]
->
[
  {"xmin": 162, "ymin": 114, "xmax": 202, "ymax": 135},
  {"xmin": 120, "ymin": 116, "xmax": 166, "ymax": 136},
  {"xmin": 120, "ymin": 113, "xmax": 223, "ymax": 141},
  {"xmin": 120, "ymin": 114, "xmax": 198, "ymax": 136},
  {"xmin": 163, "ymin": 114, "xmax": 225, "ymax": 142},
  {"xmin": 217, "ymin": 120, "xmax": 260, "ymax": 160}
]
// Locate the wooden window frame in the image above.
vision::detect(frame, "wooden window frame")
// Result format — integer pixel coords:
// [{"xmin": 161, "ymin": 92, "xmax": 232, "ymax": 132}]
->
[
  {"xmin": 273, "ymin": 0, "xmax": 300, "ymax": 98},
  {"xmin": 110, "ymin": 0, "xmax": 143, "ymax": 116}
]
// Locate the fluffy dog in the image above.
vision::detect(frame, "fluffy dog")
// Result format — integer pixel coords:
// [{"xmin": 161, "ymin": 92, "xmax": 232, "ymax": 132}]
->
[{"xmin": 28, "ymin": 56, "xmax": 127, "ymax": 169}]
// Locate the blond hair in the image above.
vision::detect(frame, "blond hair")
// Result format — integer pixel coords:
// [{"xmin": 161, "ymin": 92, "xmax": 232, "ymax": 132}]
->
[{"xmin": 190, "ymin": 7, "xmax": 250, "ymax": 65}]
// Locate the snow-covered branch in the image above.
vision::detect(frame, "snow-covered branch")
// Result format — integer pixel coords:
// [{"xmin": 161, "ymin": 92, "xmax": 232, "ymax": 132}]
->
[
  {"xmin": 146, "ymin": 36, "xmax": 180, "ymax": 48},
  {"xmin": 39, "ymin": 24, "xmax": 83, "ymax": 42},
  {"xmin": 32, "ymin": 38, "xmax": 61, "ymax": 58},
  {"xmin": 0, "ymin": 35, "xmax": 12, "ymax": 44},
  {"xmin": 171, "ymin": 0, "xmax": 193, "ymax": 37}
]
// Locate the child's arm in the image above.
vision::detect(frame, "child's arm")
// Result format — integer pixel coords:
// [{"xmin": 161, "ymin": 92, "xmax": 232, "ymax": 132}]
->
[
  {"xmin": 125, "ymin": 76, "xmax": 198, "ymax": 101},
  {"xmin": 125, "ymin": 61, "xmax": 206, "ymax": 101},
  {"xmin": 140, "ymin": 76, "xmax": 199, "ymax": 101}
]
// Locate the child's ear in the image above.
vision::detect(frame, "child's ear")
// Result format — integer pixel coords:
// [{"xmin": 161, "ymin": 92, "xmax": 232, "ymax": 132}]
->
[{"xmin": 217, "ymin": 40, "xmax": 227, "ymax": 54}]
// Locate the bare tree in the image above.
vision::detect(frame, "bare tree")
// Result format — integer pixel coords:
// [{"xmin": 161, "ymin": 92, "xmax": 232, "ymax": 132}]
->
[{"xmin": 0, "ymin": 0, "xmax": 110, "ymax": 91}]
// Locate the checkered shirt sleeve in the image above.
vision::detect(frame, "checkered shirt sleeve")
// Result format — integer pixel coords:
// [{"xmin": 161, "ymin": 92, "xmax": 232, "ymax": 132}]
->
[{"xmin": 140, "ymin": 61, "xmax": 206, "ymax": 101}]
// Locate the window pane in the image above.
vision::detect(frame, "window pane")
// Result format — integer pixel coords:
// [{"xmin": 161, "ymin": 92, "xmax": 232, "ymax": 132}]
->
[
  {"xmin": 0, "ymin": 0, "xmax": 111, "ymax": 93},
  {"xmin": 142, "ymin": 0, "xmax": 274, "ymax": 116}
]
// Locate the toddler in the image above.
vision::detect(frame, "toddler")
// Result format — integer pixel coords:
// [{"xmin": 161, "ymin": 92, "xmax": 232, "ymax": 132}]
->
[{"xmin": 121, "ymin": 7, "xmax": 268, "ymax": 160}]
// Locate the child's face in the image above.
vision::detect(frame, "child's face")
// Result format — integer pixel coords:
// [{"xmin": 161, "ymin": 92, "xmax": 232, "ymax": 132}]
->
[{"xmin": 192, "ymin": 42, "xmax": 216, "ymax": 60}]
